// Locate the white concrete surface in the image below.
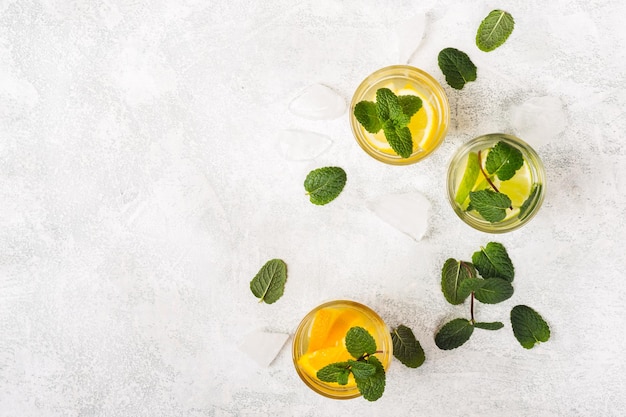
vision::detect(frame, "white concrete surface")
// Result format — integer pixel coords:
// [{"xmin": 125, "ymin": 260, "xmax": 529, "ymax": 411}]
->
[{"xmin": 1, "ymin": 1, "xmax": 625, "ymax": 416}]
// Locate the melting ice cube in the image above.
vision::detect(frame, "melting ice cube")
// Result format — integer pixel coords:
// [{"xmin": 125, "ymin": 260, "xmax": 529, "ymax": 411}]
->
[
  {"xmin": 395, "ymin": 13, "xmax": 426, "ymax": 63},
  {"xmin": 288, "ymin": 84, "xmax": 346, "ymax": 120},
  {"xmin": 367, "ymin": 192, "xmax": 431, "ymax": 241},
  {"xmin": 510, "ymin": 96, "xmax": 567, "ymax": 148},
  {"xmin": 239, "ymin": 330, "xmax": 289, "ymax": 367},
  {"xmin": 277, "ymin": 129, "xmax": 333, "ymax": 161}
]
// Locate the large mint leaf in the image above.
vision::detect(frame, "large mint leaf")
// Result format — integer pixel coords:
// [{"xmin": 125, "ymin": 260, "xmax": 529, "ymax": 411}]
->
[
  {"xmin": 485, "ymin": 141, "xmax": 524, "ymax": 181},
  {"xmin": 304, "ymin": 166, "xmax": 347, "ymax": 205},
  {"xmin": 441, "ymin": 258, "xmax": 477, "ymax": 305},
  {"xmin": 398, "ymin": 95, "xmax": 423, "ymax": 118},
  {"xmin": 382, "ymin": 121, "xmax": 413, "ymax": 158},
  {"xmin": 468, "ymin": 190, "xmax": 511, "ymax": 222},
  {"xmin": 437, "ymin": 48, "xmax": 477, "ymax": 90},
  {"xmin": 354, "ymin": 101, "xmax": 382, "ymax": 133},
  {"xmin": 355, "ymin": 355, "xmax": 386, "ymax": 401},
  {"xmin": 476, "ymin": 10, "xmax": 515, "ymax": 52},
  {"xmin": 511, "ymin": 305, "xmax": 550, "ymax": 349},
  {"xmin": 348, "ymin": 360, "xmax": 376, "ymax": 379},
  {"xmin": 345, "ymin": 326, "xmax": 377, "ymax": 358},
  {"xmin": 472, "ymin": 242, "xmax": 515, "ymax": 282},
  {"xmin": 249, "ymin": 259, "xmax": 287, "ymax": 304},
  {"xmin": 473, "ymin": 278, "xmax": 514, "ymax": 304},
  {"xmin": 317, "ymin": 362, "xmax": 350, "ymax": 384},
  {"xmin": 435, "ymin": 318, "xmax": 474, "ymax": 350},
  {"xmin": 391, "ymin": 325, "xmax": 425, "ymax": 369},
  {"xmin": 375, "ymin": 88, "xmax": 402, "ymax": 121}
]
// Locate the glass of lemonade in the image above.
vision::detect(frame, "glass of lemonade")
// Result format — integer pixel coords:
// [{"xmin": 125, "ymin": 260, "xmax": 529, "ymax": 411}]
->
[
  {"xmin": 447, "ymin": 133, "xmax": 546, "ymax": 233},
  {"xmin": 350, "ymin": 65, "xmax": 450, "ymax": 165},
  {"xmin": 292, "ymin": 300, "xmax": 393, "ymax": 399}
]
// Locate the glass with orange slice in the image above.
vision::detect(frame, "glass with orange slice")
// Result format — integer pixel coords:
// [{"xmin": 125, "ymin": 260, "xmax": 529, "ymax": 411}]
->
[
  {"xmin": 446, "ymin": 133, "xmax": 546, "ymax": 233},
  {"xmin": 292, "ymin": 300, "xmax": 393, "ymax": 399},
  {"xmin": 349, "ymin": 65, "xmax": 450, "ymax": 165}
]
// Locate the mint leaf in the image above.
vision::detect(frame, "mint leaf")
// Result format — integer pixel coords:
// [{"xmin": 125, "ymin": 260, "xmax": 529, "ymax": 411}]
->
[
  {"xmin": 468, "ymin": 190, "xmax": 511, "ymax": 222},
  {"xmin": 459, "ymin": 277, "xmax": 486, "ymax": 293},
  {"xmin": 472, "ymin": 242, "xmax": 515, "ymax": 282},
  {"xmin": 435, "ymin": 318, "xmax": 474, "ymax": 350},
  {"xmin": 317, "ymin": 362, "xmax": 350, "ymax": 384},
  {"xmin": 473, "ymin": 278, "xmax": 514, "ymax": 304},
  {"xmin": 441, "ymin": 259, "xmax": 476, "ymax": 305},
  {"xmin": 455, "ymin": 151, "xmax": 480, "ymax": 205},
  {"xmin": 304, "ymin": 166, "xmax": 347, "ymax": 205},
  {"xmin": 382, "ymin": 121, "xmax": 413, "ymax": 158},
  {"xmin": 354, "ymin": 101, "xmax": 382, "ymax": 134},
  {"xmin": 474, "ymin": 322, "xmax": 504, "ymax": 330},
  {"xmin": 519, "ymin": 183, "xmax": 541, "ymax": 220},
  {"xmin": 511, "ymin": 305, "xmax": 550, "ymax": 349},
  {"xmin": 348, "ymin": 360, "xmax": 376, "ymax": 379},
  {"xmin": 355, "ymin": 355, "xmax": 385, "ymax": 401},
  {"xmin": 345, "ymin": 326, "xmax": 377, "ymax": 358},
  {"xmin": 375, "ymin": 88, "xmax": 402, "ymax": 121},
  {"xmin": 391, "ymin": 325, "xmax": 425, "ymax": 368},
  {"xmin": 398, "ymin": 95, "xmax": 423, "ymax": 118},
  {"xmin": 249, "ymin": 259, "xmax": 287, "ymax": 304},
  {"xmin": 485, "ymin": 141, "xmax": 524, "ymax": 181},
  {"xmin": 438, "ymin": 47, "xmax": 477, "ymax": 90},
  {"xmin": 476, "ymin": 10, "xmax": 515, "ymax": 52}
]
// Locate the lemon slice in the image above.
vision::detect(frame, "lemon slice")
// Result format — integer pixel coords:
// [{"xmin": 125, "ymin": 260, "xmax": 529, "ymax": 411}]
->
[
  {"xmin": 497, "ymin": 162, "xmax": 532, "ymax": 207},
  {"xmin": 398, "ymin": 87, "xmax": 433, "ymax": 151},
  {"xmin": 298, "ymin": 346, "xmax": 356, "ymax": 387}
]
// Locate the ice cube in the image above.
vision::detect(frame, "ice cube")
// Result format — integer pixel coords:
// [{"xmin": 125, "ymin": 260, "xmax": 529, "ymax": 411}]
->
[
  {"xmin": 395, "ymin": 13, "xmax": 426, "ymax": 63},
  {"xmin": 367, "ymin": 192, "xmax": 431, "ymax": 241},
  {"xmin": 276, "ymin": 129, "xmax": 333, "ymax": 161},
  {"xmin": 239, "ymin": 330, "xmax": 289, "ymax": 367},
  {"xmin": 510, "ymin": 96, "xmax": 567, "ymax": 148},
  {"xmin": 288, "ymin": 84, "xmax": 346, "ymax": 120}
]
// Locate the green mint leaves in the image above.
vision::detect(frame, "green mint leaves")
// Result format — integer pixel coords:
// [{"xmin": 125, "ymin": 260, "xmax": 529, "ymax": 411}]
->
[
  {"xmin": 436, "ymin": 243, "xmax": 551, "ymax": 351},
  {"xmin": 353, "ymin": 88, "xmax": 422, "ymax": 158},
  {"xmin": 485, "ymin": 141, "xmax": 524, "ymax": 181},
  {"xmin": 438, "ymin": 48, "xmax": 477, "ymax": 90},
  {"xmin": 511, "ymin": 305, "xmax": 551, "ymax": 349},
  {"xmin": 476, "ymin": 10, "xmax": 515, "ymax": 52},
  {"xmin": 316, "ymin": 326, "xmax": 386, "ymax": 401},
  {"xmin": 249, "ymin": 259, "xmax": 287, "ymax": 304},
  {"xmin": 304, "ymin": 166, "xmax": 347, "ymax": 205},
  {"xmin": 469, "ymin": 190, "xmax": 511, "ymax": 222},
  {"xmin": 391, "ymin": 325, "xmax": 425, "ymax": 368}
]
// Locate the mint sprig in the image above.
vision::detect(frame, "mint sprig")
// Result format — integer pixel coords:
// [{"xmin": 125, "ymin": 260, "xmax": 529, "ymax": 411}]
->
[
  {"xmin": 316, "ymin": 326, "xmax": 386, "ymax": 401},
  {"xmin": 249, "ymin": 259, "xmax": 287, "ymax": 304},
  {"xmin": 476, "ymin": 10, "xmax": 515, "ymax": 52},
  {"xmin": 304, "ymin": 166, "xmax": 347, "ymax": 205},
  {"xmin": 353, "ymin": 87, "xmax": 422, "ymax": 158},
  {"xmin": 438, "ymin": 47, "xmax": 477, "ymax": 90}
]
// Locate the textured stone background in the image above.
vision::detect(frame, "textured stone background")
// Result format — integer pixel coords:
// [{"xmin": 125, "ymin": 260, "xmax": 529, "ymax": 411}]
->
[{"xmin": 1, "ymin": 1, "xmax": 625, "ymax": 416}]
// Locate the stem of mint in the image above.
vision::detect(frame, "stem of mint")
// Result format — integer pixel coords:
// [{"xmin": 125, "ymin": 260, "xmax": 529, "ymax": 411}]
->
[{"xmin": 470, "ymin": 292, "xmax": 475, "ymax": 324}]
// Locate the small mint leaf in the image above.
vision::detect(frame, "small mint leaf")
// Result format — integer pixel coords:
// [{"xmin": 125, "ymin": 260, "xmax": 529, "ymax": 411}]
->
[
  {"xmin": 476, "ymin": 10, "xmax": 515, "ymax": 52},
  {"xmin": 354, "ymin": 101, "xmax": 382, "ymax": 134},
  {"xmin": 391, "ymin": 325, "xmax": 425, "ymax": 368},
  {"xmin": 317, "ymin": 362, "xmax": 350, "ymax": 383},
  {"xmin": 249, "ymin": 259, "xmax": 287, "ymax": 304},
  {"xmin": 398, "ymin": 95, "xmax": 423, "ymax": 118},
  {"xmin": 519, "ymin": 183, "xmax": 542, "ymax": 220},
  {"xmin": 355, "ymin": 355, "xmax": 385, "ymax": 401},
  {"xmin": 472, "ymin": 242, "xmax": 515, "ymax": 282},
  {"xmin": 441, "ymin": 259, "xmax": 477, "ymax": 305},
  {"xmin": 474, "ymin": 322, "xmax": 504, "ymax": 330},
  {"xmin": 304, "ymin": 166, "xmax": 347, "ymax": 206},
  {"xmin": 438, "ymin": 48, "xmax": 477, "ymax": 90},
  {"xmin": 348, "ymin": 360, "xmax": 376, "ymax": 379},
  {"xmin": 435, "ymin": 318, "xmax": 474, "ymax": 350},
  {"xmin": 511, "ymin": 305, "xmax": 550, "ymax": 349},
  {"xmin": 473, "ymin": 278, "xmax": 514, "ymax": 304},
  {"xmin": 375, "ymin": 88, "xmax": 402, "ymax": 121},
  {"xmin": 345, "ymin": 326, "xmax": 377, "ymax": 359},
  {"xmin": 382, "ymin": 121, "xmax": 413, "ymax": 158},
  {"xmin": 468, "ymin": 190, "xmax": 511, "ymax": 223},
  {"xmin": 485, "ymin": 141, "xmax": 524, "ymax": 181}
]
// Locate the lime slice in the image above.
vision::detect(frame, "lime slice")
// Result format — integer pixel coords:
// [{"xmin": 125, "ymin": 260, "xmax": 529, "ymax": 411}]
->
[{"xmin": 455, "ymin": 152, "xmax": 480, "ymax": 205}]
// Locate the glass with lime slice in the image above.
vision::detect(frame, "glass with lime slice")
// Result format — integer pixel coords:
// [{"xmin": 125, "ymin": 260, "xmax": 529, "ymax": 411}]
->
[
  {"xmin": 350, "ymin": 65, "xmax": 450, "ymax": 165},
  {"xmin": 446, "ymin": 133, "xmax": 546, "ymax": 233}
]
